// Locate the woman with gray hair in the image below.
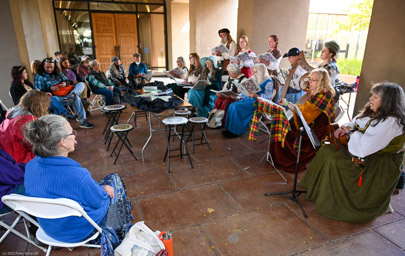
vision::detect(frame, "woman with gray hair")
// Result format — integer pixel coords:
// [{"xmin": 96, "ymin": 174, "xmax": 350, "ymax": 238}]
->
[
  {"xmin": 88, "ymin": 59, "xmax": 122, "ymax": 105},
  {"xmin": 24, "ymin": 114, "xmax": 133, "ymax": 255},
  {"xmin": 222, "ymin": 63, "xmax": 275, "ymax": 137},
  {"xmin": 211, "ymin": 63, "xmax": 247, "ymax": 126}
]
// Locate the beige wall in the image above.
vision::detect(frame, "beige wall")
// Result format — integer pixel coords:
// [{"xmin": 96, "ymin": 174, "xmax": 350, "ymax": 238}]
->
[
  {"xmin": 0, "ymin": 0, "xmax": 21, "ymax": 107},
  {"xmin": 353, "ymin": 0, "xmax": 405, "ymax": 115},
  {"xmin": 151, "ymin": 14, "xmax": 166, "ymax": 67},
  {"xmin": 238, "ymin": 0, "xmax": 310, "ymax": 69},
  {"xmin": 167, "ymin": 1, "xmax": 189, "ymax": 70},
  {"xmin": 38, "ymin": 0, "xmax": 59, "ymax": 57},
  {"xmin": 9, "ymin": 0, "xmax": 47, "ymax": 73},
  {"xmin": 189, "ymin": 0, "xmax": 238, "ymax": 58}
]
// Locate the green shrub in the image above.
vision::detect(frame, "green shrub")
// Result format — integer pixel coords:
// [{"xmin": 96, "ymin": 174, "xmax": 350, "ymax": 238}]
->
[{"xmin": 338, "ymin": 59, "xmax": 362, "ymax": 76}]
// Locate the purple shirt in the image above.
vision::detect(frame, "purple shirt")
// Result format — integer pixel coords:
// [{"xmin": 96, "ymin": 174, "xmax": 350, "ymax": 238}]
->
[{"xmin": 63, "ymin": 69, "xmax": 77, "ymax": 82}]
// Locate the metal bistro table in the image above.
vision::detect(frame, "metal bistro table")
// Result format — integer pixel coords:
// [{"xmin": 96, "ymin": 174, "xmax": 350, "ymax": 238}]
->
[{"xmin": 129, "ymin": 95, "xmax": 191, "ymax": 161}]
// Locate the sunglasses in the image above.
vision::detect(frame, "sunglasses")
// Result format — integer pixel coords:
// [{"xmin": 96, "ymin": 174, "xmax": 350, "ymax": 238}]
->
[{"xmin": 44, "ymin": 58, "xmax": 55, "ymax": 63}]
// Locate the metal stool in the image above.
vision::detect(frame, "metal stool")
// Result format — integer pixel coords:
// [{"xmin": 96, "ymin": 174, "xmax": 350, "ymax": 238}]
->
[
  {"xmin": 174, "ymin": 108, "xmax": 192, "ymax": 117},
  {"xmin": 103, "ymin": 104, "xmax": 126, "ymax": 149},
  {"xmin": 187, "ymin": 117, "xmax": 211, "ymax": 152},
  {"xmin": 162, "ymin": 116, "xmax": 194, "ymax": 173},
  {"xmin": 173, "ymin": 108, "xmax": 192, "ymax": 139},
  {"xmin": 110, "ymin": 124, "xmax": 137, "ymax": 165}
]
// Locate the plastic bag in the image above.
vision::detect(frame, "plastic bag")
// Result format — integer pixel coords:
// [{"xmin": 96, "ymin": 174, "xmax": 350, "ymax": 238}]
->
[{"xmin": 114, "ymin": 221, "xmax": 165, "ymax": 256}]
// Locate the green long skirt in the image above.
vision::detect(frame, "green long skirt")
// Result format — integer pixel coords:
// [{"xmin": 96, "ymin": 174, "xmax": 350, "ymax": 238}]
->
[{"xmin": 300, "ymin": 144, "xmax": 403, "ymax": 223}]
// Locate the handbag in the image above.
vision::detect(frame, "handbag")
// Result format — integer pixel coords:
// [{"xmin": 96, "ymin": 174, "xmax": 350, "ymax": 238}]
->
[
  {"xmin": 207, "ymin": 109, "xmax": 225, "ymax": 128},
  {"xmin": 114, "ymin": 221, "xmax": 165, "ymax": 256},
  {"xmin": 53, "ymin": 84, "xmax": 74, "ymax": 97}
]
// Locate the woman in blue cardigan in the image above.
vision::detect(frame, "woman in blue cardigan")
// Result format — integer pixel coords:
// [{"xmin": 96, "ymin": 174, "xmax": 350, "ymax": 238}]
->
[
  {"xmin": 222, "ymin": 63, "xmax": 275, "ymax": 137},
  {"xmin": 24, "ymin": 115, "xmax": 133, "ymax": 256}
]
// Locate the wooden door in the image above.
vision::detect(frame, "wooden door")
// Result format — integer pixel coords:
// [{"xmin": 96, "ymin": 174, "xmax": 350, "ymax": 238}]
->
[
  {"xmin": 92, "ymin": 13, "xmax": 116, "ymax": 72},
  {"xmin": 114, "ymin": 14, "xmax": 138, "ymax": 72},
  {"xmin": 92, "ymin": 13, "xmax": 138, "ymax": 73}
]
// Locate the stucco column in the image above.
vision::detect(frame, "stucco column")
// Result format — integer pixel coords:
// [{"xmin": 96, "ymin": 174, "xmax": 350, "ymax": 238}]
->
[
  {"xmin": 189, "ymin": 0, "xmax": 238, "ymax": 58},
  {"xmin": 353, "ymin": 0, "xmax": 405, "ymax": 115},
  {"xmin": 166, "ymin": 0, "xmax": 190, "ymax": 69},
  {"xmin": 9, "ymin": 0, "xmax": 58, "ymax": 76},
  {"xmin": 237, "ymin": 0, "xmax": 310, "ymax": 69}
]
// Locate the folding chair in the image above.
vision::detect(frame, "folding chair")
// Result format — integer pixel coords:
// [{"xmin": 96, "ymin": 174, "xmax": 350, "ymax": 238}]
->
[
  {"xmin": 2, "ymin": 194, "xmax": 102, "ymax": 256},
  {"xmin": 84, "ymin": 78, "xmax": 106, "ymax": 112},
  {"xmin": 0, "ymin": 210, "xmax": 46, "ymax": 251},
  {"xmin": 1, "ymin": 99, "xmax": 9, "ymax": 111}
]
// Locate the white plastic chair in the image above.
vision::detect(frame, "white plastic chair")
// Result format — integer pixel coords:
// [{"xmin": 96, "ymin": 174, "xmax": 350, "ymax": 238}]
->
[
  {"xmin": 2, "ymin": 194, "xmax": 102, "ymax": 256},
  {"xmin": 0, "ymin": 210, "xmax": 46, "ymax": 251},
  {"xmin": 0, "ymin": 99, "xmax": 8, "ymax": 111}
]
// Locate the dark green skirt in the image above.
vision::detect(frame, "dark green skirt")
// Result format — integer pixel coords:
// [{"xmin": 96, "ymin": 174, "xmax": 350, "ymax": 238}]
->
[{"xmin": 300, "ymin": 144, "xmax": 403, "ymax": 223}]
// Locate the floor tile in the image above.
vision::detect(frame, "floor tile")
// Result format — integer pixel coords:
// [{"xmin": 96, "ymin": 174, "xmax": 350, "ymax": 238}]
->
[
  {"xmin": 375, "ymin": 219, "xmax": 405, "ymax": 250},
  {"xmin": 203, "ymin": 205, "xmax": 326, "ymax": 256},
  {"xmin": 220, "ymin": 173, "xmax": 290, "ymax": 210},
  {"xmin": 301, "ymin": 230, "xmax": 404, "ymax": 256},
  {"xmin": 169, "ymin": 156, "xmax": 248, "ymax": 188},
  {"xmin": 287, "ymin": 199, "xmax": 404, "ymax": 241},
  {"xmin": 172, "ymin": 225, "xmax": 217, "ymax": 256},
  {"xmin": 139, "ymin": 185, "xmax": 240, "ymax": 231}
]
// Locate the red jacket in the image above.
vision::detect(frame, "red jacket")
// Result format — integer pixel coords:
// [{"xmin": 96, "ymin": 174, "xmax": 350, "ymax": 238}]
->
[{"xmin": 0, "ymin": 108, "xmax": 36, "ymax": 164}]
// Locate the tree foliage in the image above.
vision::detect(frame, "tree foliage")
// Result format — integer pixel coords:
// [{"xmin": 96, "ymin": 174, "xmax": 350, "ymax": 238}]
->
[{"xmin": 337, "ymin": 0, "xmax": 373, "ymax": 32}]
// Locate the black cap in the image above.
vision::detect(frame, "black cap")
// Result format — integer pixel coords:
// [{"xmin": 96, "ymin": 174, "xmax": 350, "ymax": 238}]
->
[
  {"xmin": 218, "ymin": 28, "xmax": 230, "ymax": 35},
  {"xmin": 54, "ymin": 51, "xmax": 62, "ymax": 56},
  {"xmin": 283, "ymin": 47, "xmax": 300, "ymax": 58}
]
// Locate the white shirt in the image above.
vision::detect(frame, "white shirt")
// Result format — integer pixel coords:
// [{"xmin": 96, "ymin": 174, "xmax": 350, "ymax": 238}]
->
[
  {"xmin": 345, "ymin": 116, "xmax": 403, "ymax": 158},
  {"xmin": 218, "ymin": 40, "xmax": 237, "ymax": 61},
  {"xmin": 288, "ymin": 65, "xmax": 307, "ymax": 90}
]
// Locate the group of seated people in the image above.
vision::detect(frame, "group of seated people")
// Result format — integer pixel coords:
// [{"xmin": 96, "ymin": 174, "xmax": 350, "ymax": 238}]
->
[
  {"xmin": 0, "ymin": 27, "xmax": 404, "ymax": 255},
  {"xmin": 160, "ymin": 28, "xmax": 405, "ymax": 224},
  {"xmin": 1, "ymin": 52, "xmax": 147, "ymax": 254}
]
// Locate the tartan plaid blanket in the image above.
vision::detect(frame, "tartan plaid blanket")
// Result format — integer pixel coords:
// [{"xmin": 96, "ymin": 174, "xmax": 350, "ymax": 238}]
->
[
  {"xmin": 308, "ymin": 91, "xmax": 336, "ymax": 122},
  {"xmin": 249, "ymin": 100, "xmax": 290, "ymax": 147}
]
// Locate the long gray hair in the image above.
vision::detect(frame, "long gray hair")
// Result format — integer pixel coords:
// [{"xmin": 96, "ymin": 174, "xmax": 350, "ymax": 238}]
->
[{"xmin": 24, "ymin": 114, "xmax": 69, "ymax": 157}]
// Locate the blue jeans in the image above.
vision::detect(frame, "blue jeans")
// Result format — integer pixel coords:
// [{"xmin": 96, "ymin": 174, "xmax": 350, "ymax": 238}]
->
[
  {"xmin": 93, "ymin": 87, "xmax": 122, "ymax": 106},
  {"xmin": 54, "ymin": 82, "xmax": 86, "ymax": 123},
  {"xmin": 49, "ymin": 96, "xmax": 69, "ymax": 116}
]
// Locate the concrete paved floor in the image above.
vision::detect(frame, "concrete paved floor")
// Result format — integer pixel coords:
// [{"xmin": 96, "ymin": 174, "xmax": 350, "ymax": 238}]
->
[{"xmin": 0, "ymin": 104, "xmax": 404, "ymax": 256}]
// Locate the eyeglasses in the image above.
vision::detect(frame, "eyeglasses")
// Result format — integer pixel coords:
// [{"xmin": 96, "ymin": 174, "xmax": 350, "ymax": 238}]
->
[{"xmin": 64, "ymin": 130, "xmax": 77, "ymax": 137}]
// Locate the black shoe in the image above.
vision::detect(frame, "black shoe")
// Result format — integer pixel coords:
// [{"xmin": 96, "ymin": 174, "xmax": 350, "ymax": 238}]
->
[
  {"xmin": 79, "ymin": 120, "xmax": 95, "ymax": 129},
  {"xmin": 222, "ymin": 130, "xmax": 238, "ymax": 138}
]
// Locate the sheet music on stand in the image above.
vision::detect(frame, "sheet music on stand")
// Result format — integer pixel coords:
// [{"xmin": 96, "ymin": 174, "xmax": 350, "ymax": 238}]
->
[
  {"xmin": 292, "ymin": 104, "xmax": 321, "ymax": 148},
  {"xmin": 257, "ymin": 97, "xmax": 293, "ymax": 120}
]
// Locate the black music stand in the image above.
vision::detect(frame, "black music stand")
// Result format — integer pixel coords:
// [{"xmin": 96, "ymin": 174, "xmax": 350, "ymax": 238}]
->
[{"xmin": 264, "ymin": 105, "xmax": 320, "ymax": 218}]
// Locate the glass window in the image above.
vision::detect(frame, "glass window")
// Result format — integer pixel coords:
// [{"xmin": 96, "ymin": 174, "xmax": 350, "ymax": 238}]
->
[
  {"xmin": 138, "ymin": 13, "xmax": 166, "ymax": 69},
  {"xmin": 55, "ymin": 10, "xmax": 93, "ymax": 64},
  {"xmin": 54, "ymin": 1, "xmax": 88, "ymax": 10},
  {"xmin": 89, "ymin": 3, "xmax": 136, "ymax": 12}
]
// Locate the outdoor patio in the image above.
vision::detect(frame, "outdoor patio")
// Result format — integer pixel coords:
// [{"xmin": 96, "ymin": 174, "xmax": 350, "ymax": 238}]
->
[{"xmin": 0, "ymin": 97, "xmax": 404, "ymax": 256}]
